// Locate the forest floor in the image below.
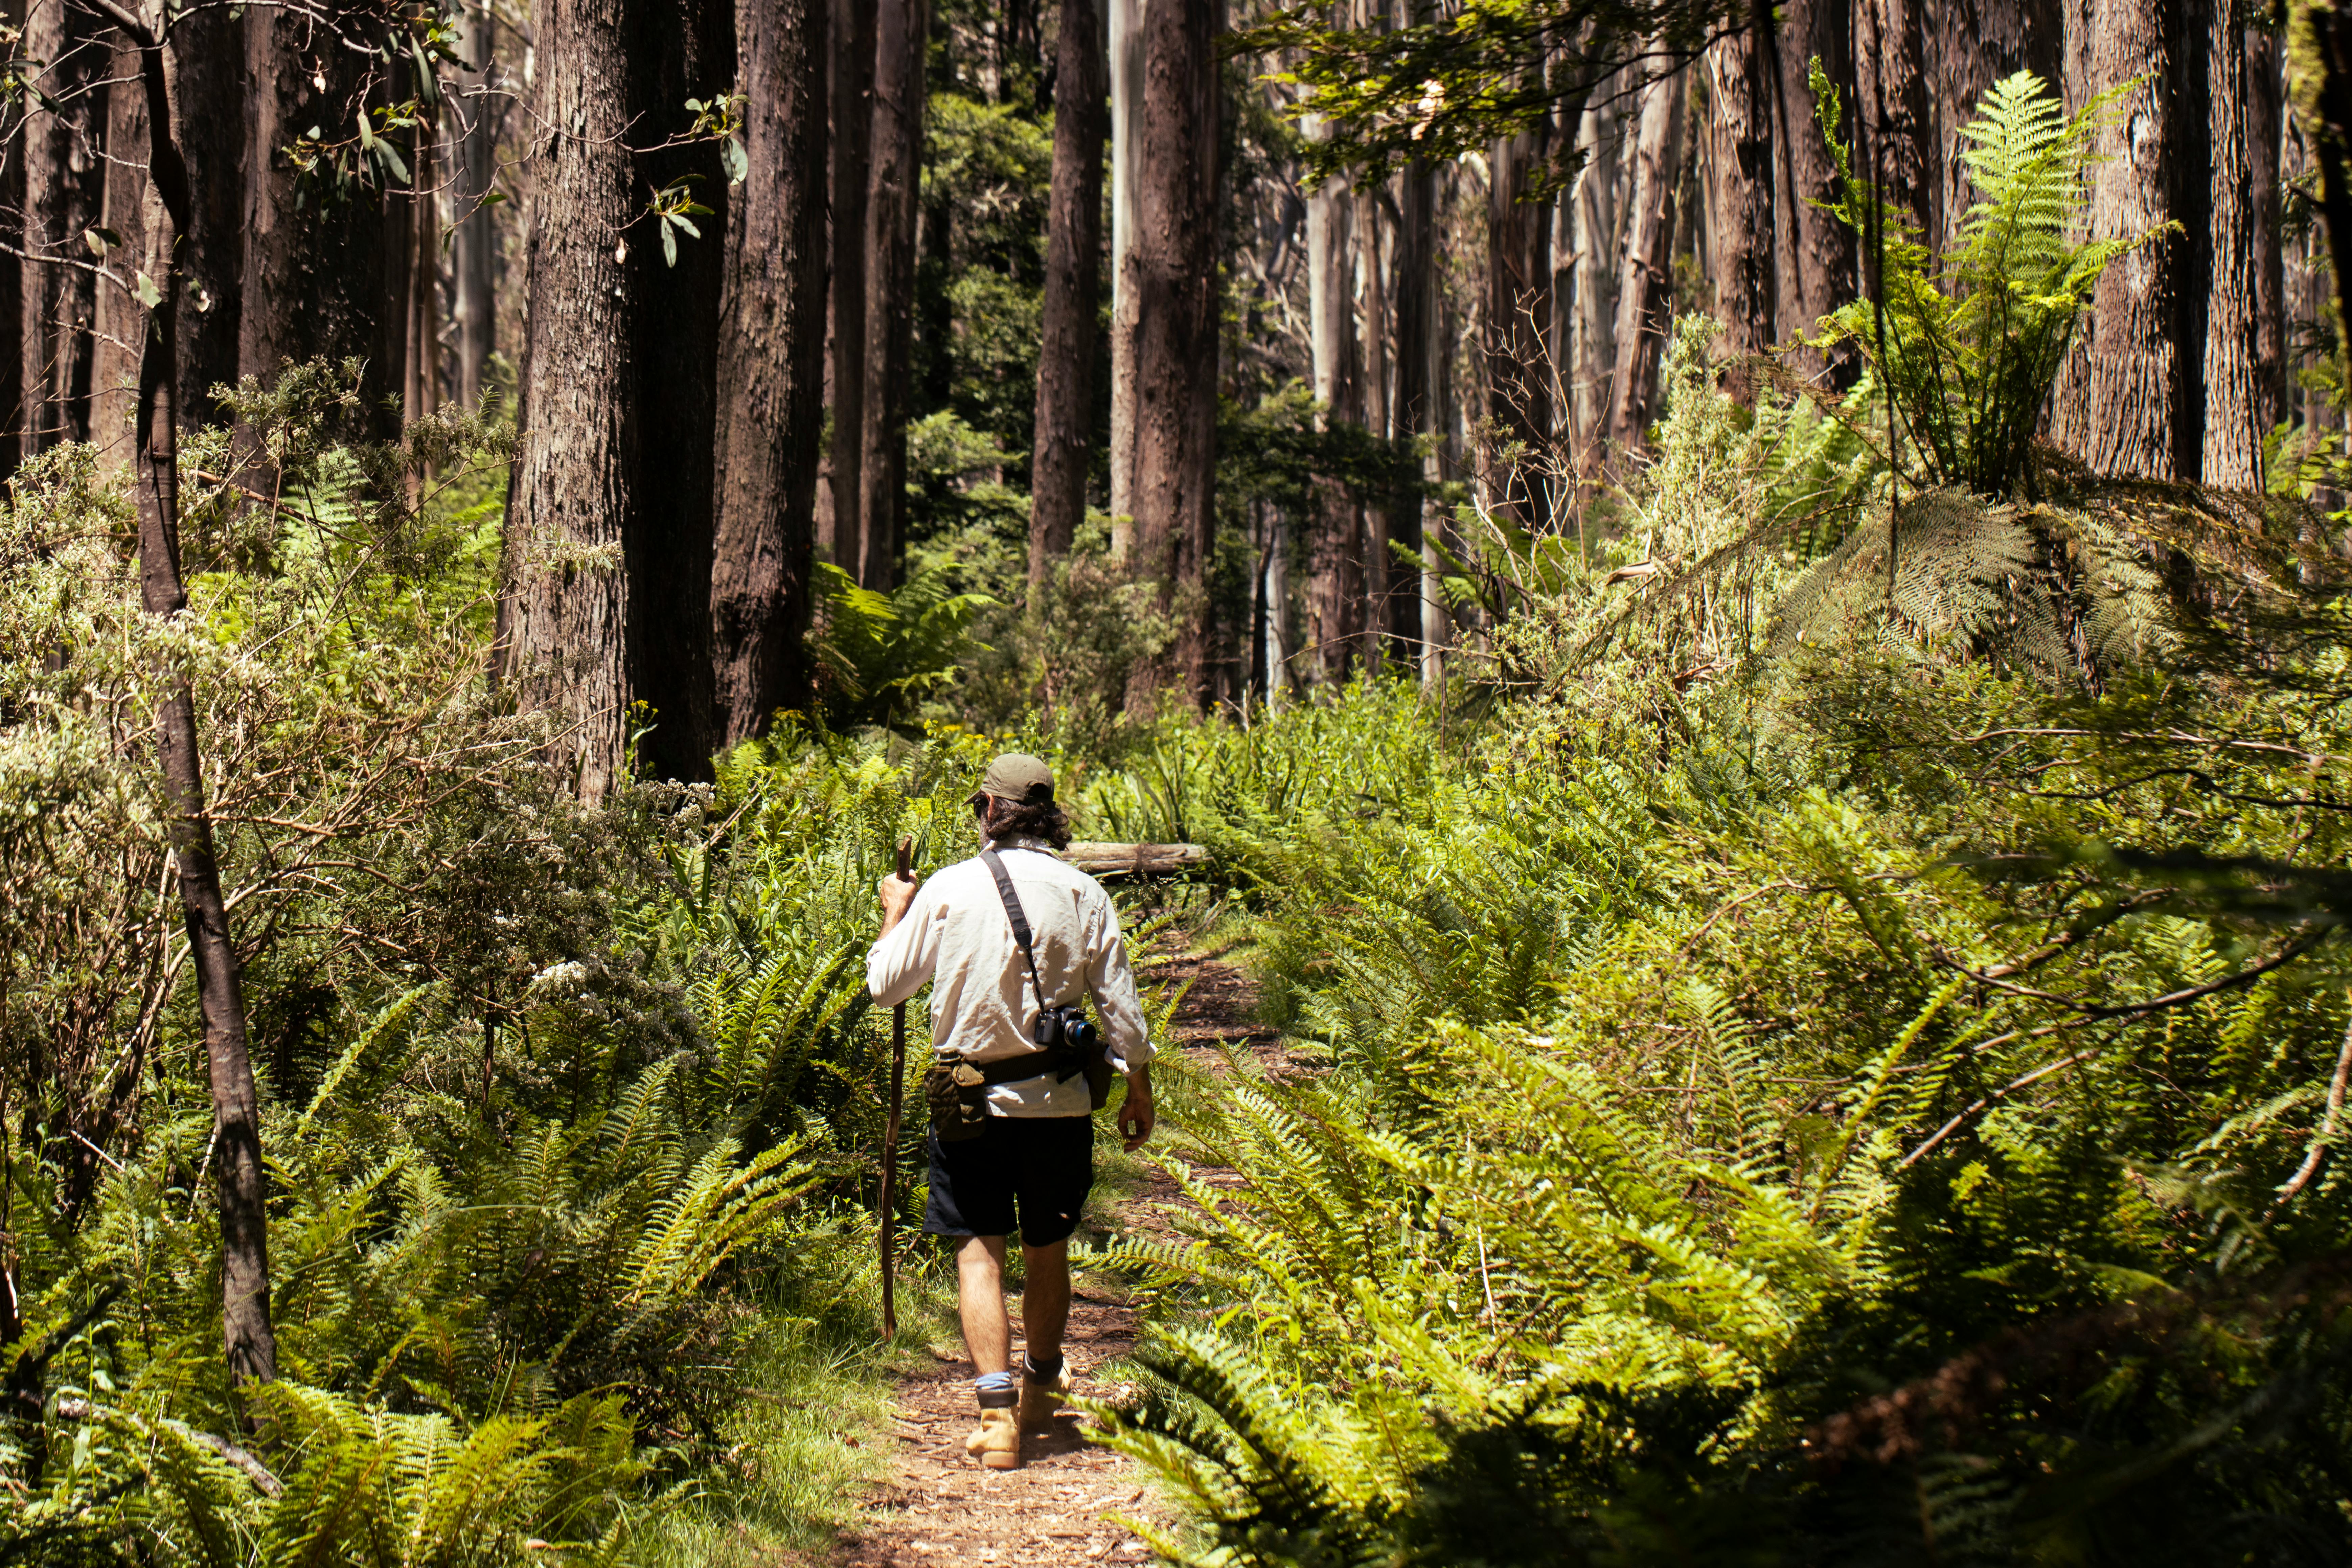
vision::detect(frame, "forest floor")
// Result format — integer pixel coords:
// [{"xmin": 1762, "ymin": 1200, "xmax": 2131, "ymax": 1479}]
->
[{"xmin": 824, "ymin": 947, "xmax": 1279, "ymax": 1568}]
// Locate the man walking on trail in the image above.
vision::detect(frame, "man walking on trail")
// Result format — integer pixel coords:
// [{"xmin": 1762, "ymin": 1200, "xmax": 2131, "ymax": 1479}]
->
[{"xmin": 867, "ymin": 753, "xmax": 1156, "ymax": 1471}]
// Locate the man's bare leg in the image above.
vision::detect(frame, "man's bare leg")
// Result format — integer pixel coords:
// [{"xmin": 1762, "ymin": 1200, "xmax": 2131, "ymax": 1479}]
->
[
  {"xmin": 956, "ymin": 1235, "xmax": 1011, "ymax": 1373},
  {"xmin": 1019, "ymin": 1239, "xmax": 1071, "ymax": 1364}
]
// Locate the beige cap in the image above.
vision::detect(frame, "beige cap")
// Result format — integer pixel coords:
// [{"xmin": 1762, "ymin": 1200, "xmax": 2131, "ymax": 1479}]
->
[{"xmin": 979, "ymin": 752, "xmax": 1055, "ymax": 805}]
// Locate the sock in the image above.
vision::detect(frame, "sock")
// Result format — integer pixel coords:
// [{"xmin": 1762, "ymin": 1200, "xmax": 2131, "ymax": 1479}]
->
[
  {"xmin": 1023, "ymin": 1351, "xmax": 1064, "ymax": 1382},
  {"xmin": 974, "ymin": 1370, "xmax": 1016, "ymax": 1409}
]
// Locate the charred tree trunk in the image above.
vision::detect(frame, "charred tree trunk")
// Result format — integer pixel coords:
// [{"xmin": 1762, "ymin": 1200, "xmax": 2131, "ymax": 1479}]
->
[
  {"xmin": 499, "ymin": 0, "xmax": 728, "ymax": 796},
  {"xmin": 823, "ymin": 0, "xmax": 876, "ymax": 571},
  {"xmin": 1126, "ymin": 0, "xmax": 1219, "ymax": 706},
  {"xmin": 242, "ymin": 4, "xmax": 394, "ymax": 426},
  {"xmin": 21, "ymin": 0, "xmax": 105, "ymax": 455},
  {"xmin": 711, "ymin": 0, "xmax": 828, "ymax": 746},
  {"xmin": 857, "ymin": 0, "xmax": 925, "ymax": 592},
  {"xmin": 2077, "ymin": 0, "xmax": 2180, "ymax": 479},
  {"xmin": 110, "ymin": 1, "xmax": 275, "ymax": 1387},
  {"xmin": 2192, "ymin": 0, "xmax": 2261, "ymax": 487},
  {"xmin": 1027, "ymin": 0, "xmax": 1105, "ymax": 608},
  {"xmin": 1703, "ymin": 23, "xmax": 1775, "ymax": 364},
  {"xmin": 169, "ymin": 4, "xmax": 239, "ymax": 428},
  {"xmin": 1606, "ymin": 64, "xmax": 1684, "ymax": 465}
]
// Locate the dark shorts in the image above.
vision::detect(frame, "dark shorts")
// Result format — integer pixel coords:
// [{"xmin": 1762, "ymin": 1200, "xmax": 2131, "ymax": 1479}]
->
[{"xmin": 923, "ymin": 1114, "xmax": 1095, "ymax": 1247}]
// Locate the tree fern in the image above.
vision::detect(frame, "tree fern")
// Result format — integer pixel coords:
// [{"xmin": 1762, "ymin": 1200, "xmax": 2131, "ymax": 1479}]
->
[{"xmin": 1812, "ymin": 65, "xmax": 2155, "ymax": 496}]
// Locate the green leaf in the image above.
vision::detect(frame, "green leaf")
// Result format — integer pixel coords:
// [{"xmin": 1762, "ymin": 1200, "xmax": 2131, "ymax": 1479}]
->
[
  {"xmin": 373, "ymin": 139, "xmax": 411, "ymax": 185},
  {"xmin": 660, "ymin": 218, "xmax": 677, "ymax": 269},
  {"xmin": 133, "ymin": 271, "xmax": 161, "ymax": 309},
  {"xmin": 83, "ymin": 227, "xmax": 121, "ymax": 256},
  {"xmin": 356, "ymin": 110, "xmax": 376, "ymax": 149},
  {"xmin": 669, "ymin": 213, "xmax": 700, "ymax": 241},
  {"xmin": 721, "ymin": 135, "xmax": 748, "ymax": 186}
]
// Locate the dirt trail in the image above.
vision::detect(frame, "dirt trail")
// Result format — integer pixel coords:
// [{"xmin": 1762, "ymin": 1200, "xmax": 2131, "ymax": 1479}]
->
[{"xmin": 830, "ymin": 955, "xmax": 1264, "ymax": 1568}]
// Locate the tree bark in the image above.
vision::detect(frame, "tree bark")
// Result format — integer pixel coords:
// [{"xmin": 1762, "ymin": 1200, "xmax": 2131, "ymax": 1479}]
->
[
  {"xmin": 1570, "ymin": 84, "xmax": 1621, "ymax": 471},
  {"xmin": 823, "ymin": 0, "xmax": 875, "ymax": 571},
  {"xmin": 450, "ymin": 0, "xmax": 501, "ymax": 408},
  {"xmin": 1702, "ymin": 23, "xmax": 1775, "ymax": 363},
  {"xmin": 711, "ymin": 0, "xmax": 827, "ymax": 747},
  {"xmin": 2077, "ymin": 0, "xmax": 2180, "ymax": 479},
  {"xmin": 89, "ymin": 36, "xmax": 145, "ymax": 465},
  {"xmin": 1928, "ymin": 0, "xmax": 2062, "ymax": 259},
  {"xmin": 1358, "ymin": 186, "xmax": 1390, "ymax": 671},
  {"xmin": 1390, "ymin": 156, "xmax": 1431, "ymax": 652},
  {"xmin": 2193, "ymin": 0, "xmax": 2261, "ymax": 487},
  {"xmin": 241, "ymin": 3, "xmax": 394, "ymax": 426},
  {"xmin": 1772, "ymin": 0, "xmax": 1855, "ymax": 370},
  {"xmin": 113, "ymin": 3, "xmax": 275, "ymax": 1387},
  {"xmin": 1126, "ymin": 0, "xmax": 1220, "ymax": 706},
  {"xmin": 1026, "ymin": 0, "xmax": 1105, "ymax": 609},
  {"xmin": 21, "ymin": 0, "xmax": 106, "ymax": 455},
  {"xmin": 857, "ymin": 0, "xmax": 925, "ymax": 592},
  {"xmin": 2248, "ymin": 24, "xmax": 2287, "ymax": 430},
  {"xmin": 1307, "ymin": 133, "xmax": 1359, "ymax": 683},
  {"xmin": 1606, "ymin": 65, "xmax": 1684, "ymax": 464},
  {"xmin": 499, "ymin": 0, "xmax": 729, "ymax": 796},
  {"xmin": 1486, "ymin": 116, "xmax": 1550, "ymax": 520},
  {"xmin": 1850, "ymin": 0, "xmax": 1931, "ymax": 238},
  {"xmin": 1105, "ymin": 0, "xmax": 1145, "ymax": 548}
]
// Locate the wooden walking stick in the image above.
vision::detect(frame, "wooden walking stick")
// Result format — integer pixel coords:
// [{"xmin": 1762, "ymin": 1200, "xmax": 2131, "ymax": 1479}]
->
[{"xmin": 880, "ymin": 835, "xmax": 913, "ymax": 1341}]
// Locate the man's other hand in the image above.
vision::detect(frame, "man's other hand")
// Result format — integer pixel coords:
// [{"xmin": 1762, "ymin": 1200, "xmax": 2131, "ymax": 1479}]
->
[
  {"xmin": 1120, "ymin": 1067, "xmax": 1156, "ymax": 1151},
  {"xmin": 877, "ymin": 871, "xmax": 920, "ymax": 935}
]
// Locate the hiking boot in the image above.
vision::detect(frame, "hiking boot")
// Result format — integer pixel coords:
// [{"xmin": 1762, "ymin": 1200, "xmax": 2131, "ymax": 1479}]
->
[
  {"xmin": 1019, "ymin": 1363, "xmax": 1073, "ymax": 1431},
  {"xmin": 965, "ymin": 1406, "xmax": 1021, "ymax": 1470}
]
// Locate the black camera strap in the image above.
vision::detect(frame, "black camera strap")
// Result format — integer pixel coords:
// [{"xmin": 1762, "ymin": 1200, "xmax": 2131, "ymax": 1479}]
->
[{"xmin": 979, "ymin": 849, "xmax": 1082, "ymax": 1083}]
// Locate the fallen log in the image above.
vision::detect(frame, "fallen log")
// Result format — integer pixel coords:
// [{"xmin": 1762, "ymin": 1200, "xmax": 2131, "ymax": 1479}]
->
[{"xmin": 1062, "ymin": 841, "xmax": 1209, "ymax": 877}]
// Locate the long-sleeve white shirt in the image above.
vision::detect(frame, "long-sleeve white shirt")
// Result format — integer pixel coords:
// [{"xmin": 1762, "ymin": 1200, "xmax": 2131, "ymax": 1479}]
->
[{"xmin": 865, "ymin": 837, "xmax": 1152, "ymax": 1118}]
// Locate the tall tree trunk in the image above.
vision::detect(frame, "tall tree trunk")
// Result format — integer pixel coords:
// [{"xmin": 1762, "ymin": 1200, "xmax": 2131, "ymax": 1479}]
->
[
  {"xmin": 21, "ymin": 0, "xmax": 105, "ymax": 455},
  {"xmin": 1359, "ymin": 187, "xmax": 1390, "ymax": 671},
  {"xmin": 1391, "ymin": 155, "xmax": 1432, "ymax": 652},
  {"xmin": 1606, "ymin": 64, "xmax": 1684, "ymax": 464},
  {"xmin": 823, "ymin": 0, "xmax": 875, "ymax": 570},
  {"xmin": 857, "ymin": 0, "xmax": 925, "ymax": 592},
  {"xmin": 1486, "ymin": 115, "xmax": 1551, "ymax": 520},
  {"xmin": 1570, "ymin": 84, "xmax": 1621, "ymax": 472},
  {"xmin": 634, "ymin": 0, "xmax": 729, "ymax": 778},
  {"xmin": 1850, "ymin": 0, "xmax": 1931, "ymax": 236},
  {"xmin": 1027, "ymin": 0, "xmax": 1105, "ymax": 608},
  {"xmin": 1772, "ymin": 0, "xmax": 1855, "ymax": 369},
  {"xmin": 711, "ymin": 0, "xmax": 827, "ymax": 746},
  {"xmin": 112, "ymin": 4, "xmax": 274, "ymax": 1387},
  {"xmin": 1105, "ymin": 0, "xmax": 1145, "ymax": 550},
  {"xmin": 2077, "ymin": 0, "xmax": 2180, "ymax": 479},
  {"xmin": 89, "ymin": 38, "xmax": 145, "ymax": 464},
  {"xmin": 1307, "ymin": 138, "xmax": 1359, "ymax": 684},
  {"xmin": 2194, "ymin": 0, "xmax": 2261, "ymax": 486},
  {"xmin": 1126, "ymin": 0, "xmax": 1220, "ymax": 706},
  {"xmin": 2248, "ymin": 24, "xmax": 2287, "ymax": 430},
  {"xmin": 499, "ymin": 0, "xmax": 728, "ymax": 796},
  {"xmin": 170, "ymin": 3, "xmax": 241, "ymax": 428},
  {"xmin": 242, "ymin": 5, "xmax": 394, "ymax": 425},
  {"xmin": 1702, "ymin": 23, "xmax": 1775, "ymax": 364},
  {"xmin": 450, "ymin": 0, "xmax": 500, "ymax": 408}
]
